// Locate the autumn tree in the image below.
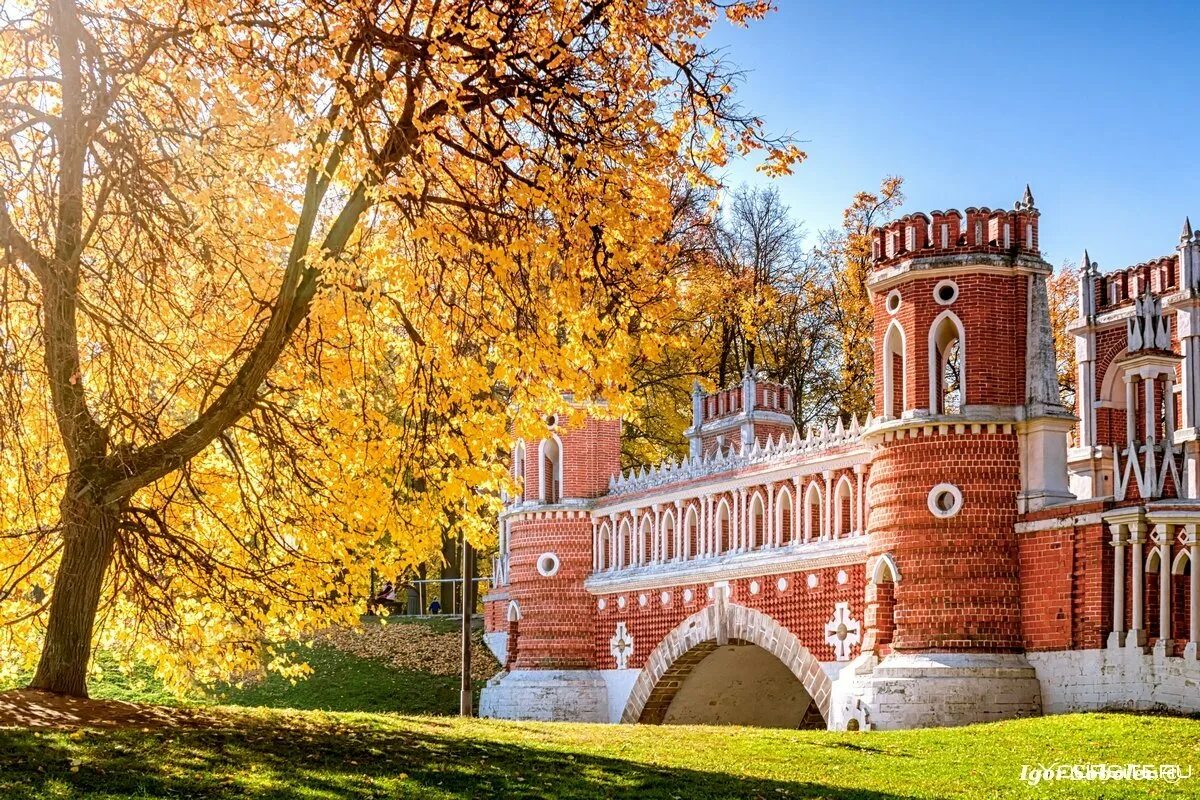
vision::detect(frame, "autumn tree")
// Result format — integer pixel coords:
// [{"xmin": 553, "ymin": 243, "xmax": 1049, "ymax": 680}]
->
[
  {"xmin": 0, "ymin": 0, "xmax": 798, "ymax": 696},
  {"xmin": 813, "ymin": 176, "xmax": 905, "ymax": 423},
  {"xmin": 1048, "ymin": 262, "xmax": 1081, "ymax": 413}
]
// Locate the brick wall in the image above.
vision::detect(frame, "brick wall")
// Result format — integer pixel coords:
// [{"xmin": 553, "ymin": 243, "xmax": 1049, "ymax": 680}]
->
[
  {"xmin": 592, "ymin": 564, "xmax": 866, "ymax": 670},
  {"xmin": 506, "ymin": 511, "xmax": 596, "ymax": 669},
  {"xmin": 873, "ymin": 273, "xmax": 1028, "ymax": 417},
  {"xmin": 868, "ymin": 428, "xmax": 1024, "ymax": 652}
]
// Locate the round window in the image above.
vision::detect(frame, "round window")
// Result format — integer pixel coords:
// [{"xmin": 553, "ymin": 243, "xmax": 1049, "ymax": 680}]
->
[
  {"xmin": 885, "ymin": 290, "xmax": 902, "ymax": 315},
  {"xmin": 927, "ymin": 483, "xmax": 964, "ymax": 518},
  {"xmin": 934, "ymin": 279, "xmax": 958, "ymax": 306},
  {"xmin": 536, "ymin": 551, "xmax": 561, "ymax": 577}
]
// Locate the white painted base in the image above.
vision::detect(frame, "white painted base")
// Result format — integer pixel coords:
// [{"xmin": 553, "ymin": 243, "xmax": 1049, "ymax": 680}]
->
[
  {"xmin": 832, "ymin": 652, "xmax": 1042, "ymax": 731},
  {"xmin": 482, "ymin": 631, "xmax": 507, "ymax": 664},
  {"xmin": 1028, "ymin": 647, "xmax": 1200, "ymax": 714},
  {"xmin": 479, "ymin": 670, "xmax": 610, "ymax": 722}
]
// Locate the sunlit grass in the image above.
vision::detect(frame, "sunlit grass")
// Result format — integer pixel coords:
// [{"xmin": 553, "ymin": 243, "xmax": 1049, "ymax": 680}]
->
[{"xmin": 2, "ymin": 710, "xmax": 1198, "ymax": 798}]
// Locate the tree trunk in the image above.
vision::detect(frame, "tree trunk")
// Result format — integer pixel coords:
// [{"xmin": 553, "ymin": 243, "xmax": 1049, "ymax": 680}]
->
[
  {"xmin": 440, "ymin": 534, "xmax": 459, "ymax": 613},
  {"xmin": 29, "ymin": 491, "xmax": 118, "ymax": 697}
]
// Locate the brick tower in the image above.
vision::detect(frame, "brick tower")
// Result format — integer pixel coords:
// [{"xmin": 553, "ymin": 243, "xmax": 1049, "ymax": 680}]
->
[
  {"xmin": 833, "ymin": 188, "xmax": 1072, "ymax": 729},
  {"xmin": 479, "ymin": 405, "xmax": 621, "ymax": 721}
]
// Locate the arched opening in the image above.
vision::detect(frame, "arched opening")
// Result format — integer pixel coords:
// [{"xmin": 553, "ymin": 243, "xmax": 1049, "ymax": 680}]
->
[
  {"xmin": 1145, "ymin": 548, "xmax": 1164, "ymax": 643},
  {"xmin": 617, "ymin": 519, "xmax": 632, "ymax": 570},
  {"xmin": 538, "ymin": 437, "xmax": 563, "ymax": 503},
  {"xmin": 638, "ymin": 516, "xmax": 654, "ymax": 567},
  {"xmin": 748, "ymin": 493, "xmax": 765, "ymax": 551},
  {"xmin": 867, "ymin": 555, "xmax": 899, "ymax": 656},
  {"xmin": 929, "ymin": 311, "xmax": 966, "ymax": 414},
  {"xmin": 775, "ymin": 487, "xmax": 794, "ymax": 547},
  {"xmin": 716, "ymin": 499, "xmax": 732, "ymax": 555},
  {"xmin": 804, "ymin": 482, "xmax": 823, "ymax": 542},
  {"xmin": 505, "ymin": 601, "xmax": 521, "ymax": 669},
  {"xmin": 661, "ymin": 510, "xmax": 676, "ymax": 563},
  {"xmin": 834, "ymin": 476, "xmax": 853, "ymax": 539},
  {"xmin": 653, "ymin": 643, "xmax": 824, "ymax": 728},
  {"xmin": 597, "ymin": 521, "xmax": 613, "ymax": 572},
  {"xmin": 684, "ymin": 505, "xmax": 699, "ymax": 560},
  {"xmin": 512, "ymin": 441, "xmax": 526, "ymax": 501},
  {"xmin": 622, "ymin": 603, "xmax": 832, "ymax": 729},
  {"xmin": 883, "ymin": 320, "xmax": 907, "ymax": 420},
  {"xmin": 1172, "ymin": 549, "xmax": 1192, "ymax": 656}
]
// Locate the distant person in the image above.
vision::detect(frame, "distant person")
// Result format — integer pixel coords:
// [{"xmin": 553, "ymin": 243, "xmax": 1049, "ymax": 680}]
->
[
  {"xmin": 369, "ymin": 580, "xmax": 395, "ymax": 614},
  {"xmin": 429, "ymin": 599, "xmax": 442, "ymax": 614}
]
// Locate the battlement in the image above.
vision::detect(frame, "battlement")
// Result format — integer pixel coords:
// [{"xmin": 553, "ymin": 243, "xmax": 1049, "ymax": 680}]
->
[
  {"xmin": 870, "ymin": 188, "xmax": 1040, "ymax": 269},
  {"xmin": 1093, "ymin": 255, "xmax": 1179, "ymax": 312},
  {"xmin": 698, "ymin": 380, "xmax": 793, "ymax": 424}
]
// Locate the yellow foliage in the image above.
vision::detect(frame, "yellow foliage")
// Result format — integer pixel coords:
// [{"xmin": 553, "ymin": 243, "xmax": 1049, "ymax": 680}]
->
[{"xmin": 0, "ymin": 0, "xmax": 790, "ymax": 692}]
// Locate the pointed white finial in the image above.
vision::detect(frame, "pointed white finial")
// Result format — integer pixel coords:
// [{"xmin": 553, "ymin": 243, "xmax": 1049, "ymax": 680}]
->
[{"xmin": 1021, "ymin": 184, "xmax": 1035, "ymax": 209}]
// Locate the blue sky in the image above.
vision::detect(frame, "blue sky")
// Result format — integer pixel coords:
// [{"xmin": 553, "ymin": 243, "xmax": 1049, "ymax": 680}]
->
[{"xmin": 710, "ymin": 2, "xmax": 1198, "ymax": 271}]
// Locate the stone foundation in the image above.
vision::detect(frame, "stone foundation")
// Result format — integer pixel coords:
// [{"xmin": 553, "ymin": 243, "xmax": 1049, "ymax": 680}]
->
[
  {"xmin": 1028, "ymin": 647, "xmax": 1200, "ymax": 714},
  {"xmin": 832, "ymin": 652, "xmax": 1042, "ymax": 730},
  {"xmin": 479, "ymin": 670, "xmax": 609, "ymax": 722}
]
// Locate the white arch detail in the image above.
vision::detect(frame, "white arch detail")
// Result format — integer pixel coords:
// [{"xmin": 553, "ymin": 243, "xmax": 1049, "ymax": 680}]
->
[
  {"xmin": 871, "ymin": 553, "xmax": 901, "ymax": 584},
  {"xmin": 774, "ymin": 485, "xmax": 794, "ymax": 547},
  {"xmin": 804, "ymin": 481, "xmax": 824, "ymax": 542},
  {"xmin": 927, "ymin": 309, "xmax": 967, "ymax": 413},
  {"xmin": 883, "ymin": 319, "xmax": 907, "ymax": 419},
  {"xmin": 620, "ymin": 602, "xmax": 833, "ymax": 726},
  {"xmin": 537, "ymin": 434, "xmax": 565, "ymax": 502},
  {"xmin": 834, "ymin": 474, "xmax": 855, "ymax": 538}
]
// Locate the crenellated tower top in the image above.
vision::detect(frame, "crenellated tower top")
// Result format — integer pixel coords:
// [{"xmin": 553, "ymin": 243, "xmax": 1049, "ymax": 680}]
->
[{"xmin": 870, "ymin": 186, "xmax": 1040, "ymax": 269}]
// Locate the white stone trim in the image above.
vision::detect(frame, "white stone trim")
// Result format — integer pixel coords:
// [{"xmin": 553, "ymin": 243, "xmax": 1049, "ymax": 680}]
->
[
  {"xmin": 584, "ymin": 537, "xmax": 870, "ymax": 594},
  {"xmin": 928, "ymin": 483, "xmax": 963, "ymax": 518}
]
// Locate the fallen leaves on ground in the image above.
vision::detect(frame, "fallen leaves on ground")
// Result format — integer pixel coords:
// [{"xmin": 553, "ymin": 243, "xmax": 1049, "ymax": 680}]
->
[{"xmin": 314, "ymin": 621, "xmax": 500, "ymax": 682}]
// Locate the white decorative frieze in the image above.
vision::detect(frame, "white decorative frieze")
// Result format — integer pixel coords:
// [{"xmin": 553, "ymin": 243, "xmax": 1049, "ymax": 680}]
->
[{"xmin": 607, "ymin": 416, "xmax": 869, "ymax": 496}]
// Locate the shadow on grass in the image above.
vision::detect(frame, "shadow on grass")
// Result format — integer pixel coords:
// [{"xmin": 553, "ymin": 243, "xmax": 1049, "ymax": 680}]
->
[{"xmin": 0, "ymin": 719, "xmax": 921, "ymax": 800}]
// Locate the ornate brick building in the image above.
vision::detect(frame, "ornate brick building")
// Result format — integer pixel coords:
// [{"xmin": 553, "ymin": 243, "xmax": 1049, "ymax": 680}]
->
[{"xmin": 480, "ymin": 190, "xmax": 1200, "ymax": 730}]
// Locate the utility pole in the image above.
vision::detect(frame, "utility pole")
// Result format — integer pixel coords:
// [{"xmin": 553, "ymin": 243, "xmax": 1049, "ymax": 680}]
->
[{"xmin": 459, "ymin": 535, "xmax": 475, "ymax": 716}]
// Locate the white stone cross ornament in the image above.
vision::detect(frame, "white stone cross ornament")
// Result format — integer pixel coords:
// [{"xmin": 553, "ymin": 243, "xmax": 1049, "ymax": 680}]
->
[
  {"xmin": 824, "ymin": 602, "xmax": 861, "ymax": 661},
  {"xmin": 610, "ymin": 622, "xmax": 634, "ymax": 669}
]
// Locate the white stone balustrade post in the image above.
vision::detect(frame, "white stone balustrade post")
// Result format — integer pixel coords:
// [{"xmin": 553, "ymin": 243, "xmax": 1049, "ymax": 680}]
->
[
  {"xmin": 1157, "ymin": 524, "xmax": 1173, "ymax": 653},
  {"xmin": 1130, "ymin": 522, "xmax": 1147, "ymax": 648},
  {"xmin": 1109, "ymin": 522, "xmax": 1126, "ymax": 648}
]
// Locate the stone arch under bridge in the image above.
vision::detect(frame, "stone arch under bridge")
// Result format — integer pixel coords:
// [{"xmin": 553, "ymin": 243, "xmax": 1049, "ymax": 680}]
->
[{"xmin": 620, "ymin": 599, "xmax": 832, "ymax": 726}]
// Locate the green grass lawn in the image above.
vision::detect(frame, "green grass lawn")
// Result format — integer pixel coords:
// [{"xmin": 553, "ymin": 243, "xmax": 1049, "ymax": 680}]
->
[
  {"xmin": 213, "ymin": 642, "xmax": 483, "ymax": 715},
  {"xmin": 4, "ymin": 620, "xmax": 1198, "ymax": 798},
  {"xmin": 2, "ymin": 617, "xmax": 486, "ymax": 717},
  {"xmin": 1, "ymin": 709, "xmax": 1198, "ymax": 799}
]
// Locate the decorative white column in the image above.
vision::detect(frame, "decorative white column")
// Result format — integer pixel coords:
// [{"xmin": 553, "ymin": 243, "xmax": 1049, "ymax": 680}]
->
[
  {"xmin": 652, "ymin": 504, "xmax": 662, "ymax": 564},
  {"xmin": 766, "ymin": 484, "xmax": 775, "ymax": 548},
  {"xmin": 674, "ymin": 500, "xmax": 683, "ymax": 562},
  {"xmin": 1156, "ymin": 524, "xmax": 1173, "ymax": 653},
  {"xmin": 1188, "ymin": 524, "xmax": 1199, "ymax": 659},
  {"xmin": 822, "ymin": 469, "xmax": 833, "ymax": 540},
  {"xmin": 1130, "ymin": 523, "xmax": 1147, "ymax": 648},
  {"xmin": 854, "ymin": 464, "xmax": 865, "ymax": 536},
  {"xmin": 1144, "ymin": 377, "xmax": 1158, "ymax": 486},
  {"xmin": 1109, "ymin": 523, "xmax": 1126, "ymax": 649},
  {"xmin": 608, "ymin": 513, "xmax": 617, "ymax": 572},
  {"xmin": 737, "ymin": 488, "xmax": 748, "ymax": 552},
  {"xmin": 1125, "ymin": 375, "xmax": 1137, "ymax": 446},
  {"xmin": 792, "ymin": 476, "xmax": 802, "ymax": 545}
]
